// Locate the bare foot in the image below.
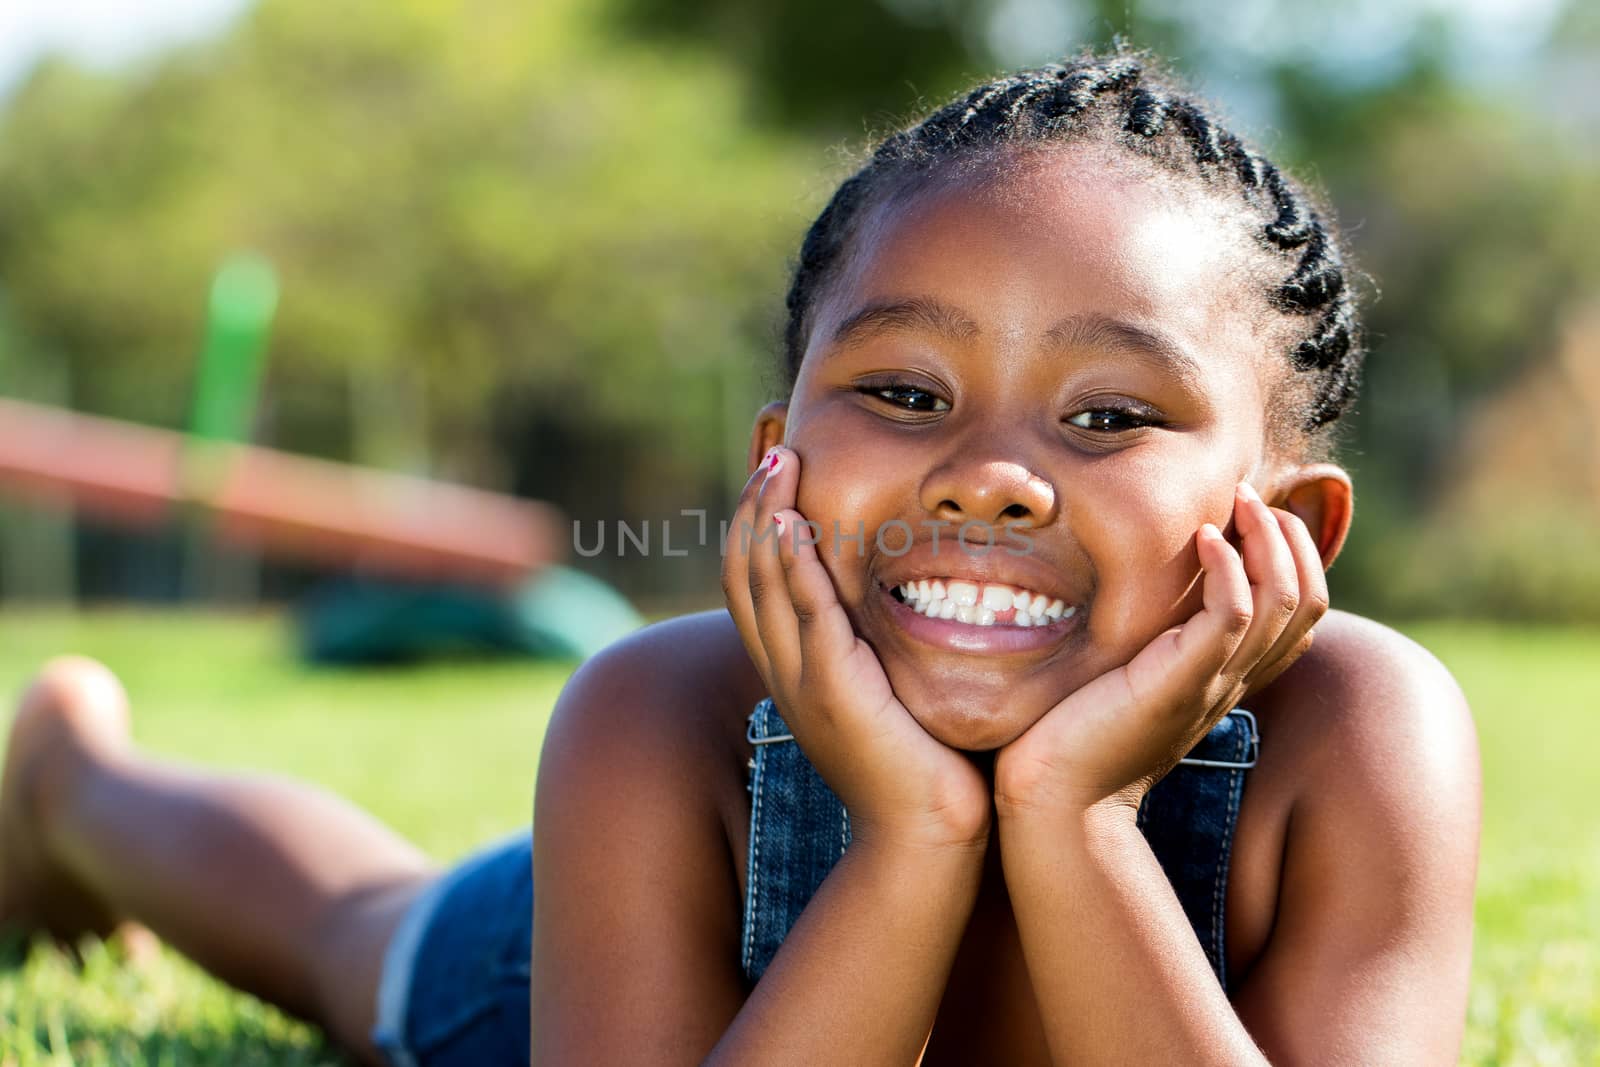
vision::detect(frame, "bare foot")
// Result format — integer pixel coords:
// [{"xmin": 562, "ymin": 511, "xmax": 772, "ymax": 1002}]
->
[{"xmin": 0, "ymin": 656, "xmax": 139, "ymax": 947}]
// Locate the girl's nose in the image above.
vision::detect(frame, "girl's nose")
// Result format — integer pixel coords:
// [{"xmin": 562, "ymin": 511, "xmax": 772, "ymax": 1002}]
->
[{"xmin": 919, "ymin": 457, "xmax": 1059, "ymax": 529}]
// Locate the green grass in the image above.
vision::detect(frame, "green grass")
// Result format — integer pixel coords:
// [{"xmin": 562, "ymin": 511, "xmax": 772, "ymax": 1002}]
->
[
  {"xmin": 0, "ymin": 610, "xmax": 574, "ymax": 1065},
  {"xmin": 0, "ymin": 612, "xmax": 1595, "ymax": 1065},
  {"xmin": 1407, "ymin": 622, "xmax": 1600, "ymax": 1066}
]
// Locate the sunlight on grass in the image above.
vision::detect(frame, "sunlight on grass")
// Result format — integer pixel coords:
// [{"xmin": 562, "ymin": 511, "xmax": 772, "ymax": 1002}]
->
[
  {"xmin": 1406, "ymin": 622, "xmax": 1600, "ymax": 1067},
  {"xmin": 0, "ymin": 610, "xmax": 573, "ymax": 1065},
  {"xmin": 0, "ymin": 612, "xmax": 1594, "ymax": 1064}
]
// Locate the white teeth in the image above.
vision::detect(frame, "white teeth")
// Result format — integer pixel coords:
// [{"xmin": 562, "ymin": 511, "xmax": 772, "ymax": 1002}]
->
[
  {"xmin": 947, "ymin": 581, "xmax": 980, "ymax": 607},
  {"xmin": 894, "ymin": 577, "xmax": 1076, "ymax": 628}
]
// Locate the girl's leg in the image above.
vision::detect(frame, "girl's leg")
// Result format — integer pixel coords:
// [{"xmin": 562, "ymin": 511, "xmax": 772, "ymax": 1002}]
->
[{"xmin": 0, "ymin": 656, "xmax": 442, "ymax": 1066}]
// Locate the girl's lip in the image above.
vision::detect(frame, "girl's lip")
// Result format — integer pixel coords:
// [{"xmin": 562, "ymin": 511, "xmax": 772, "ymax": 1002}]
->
[{"xmin": 876, "ymin": 582, "xmax": 1081, "ymax": 655}]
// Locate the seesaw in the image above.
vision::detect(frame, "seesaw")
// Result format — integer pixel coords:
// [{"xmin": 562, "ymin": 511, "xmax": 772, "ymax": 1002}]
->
[{"xmin": 0, "ymin": 255, "xmax": 641, "ymax": 661}]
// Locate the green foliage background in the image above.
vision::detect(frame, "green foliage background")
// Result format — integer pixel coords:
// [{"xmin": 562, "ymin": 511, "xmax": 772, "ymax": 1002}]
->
[{"xmin": 0, "ymin": 0, "xmax": 1597, "ymax": 614}]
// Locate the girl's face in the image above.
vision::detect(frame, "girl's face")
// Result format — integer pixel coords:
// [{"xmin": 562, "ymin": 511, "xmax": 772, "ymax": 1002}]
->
[{"xmin": 777, "ymin": 148, "xmax": 1295, "ymax": 752}]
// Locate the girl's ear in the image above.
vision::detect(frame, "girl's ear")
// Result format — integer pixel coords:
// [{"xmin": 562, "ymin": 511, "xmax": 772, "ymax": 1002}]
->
[
  {"xmin": 1272, "ymin": 463, "xmax": 1354, "ymax": 570},
  {"xmin": 746, "ymin": 401, "xmax": 788, "ymax": 476}
]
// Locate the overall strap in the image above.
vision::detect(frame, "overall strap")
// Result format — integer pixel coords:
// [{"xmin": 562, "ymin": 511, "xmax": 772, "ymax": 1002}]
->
[
  {"xmin": 740, "ymin": 699, "xmax": 853, "ymax": 981},
  {"xmin": 741, "ymin": 699, "xmax": 1256, "ymax": 990},
  {"xmin": 1136, "ymin": 708, "xmax": 1258, "ymax": 991}
]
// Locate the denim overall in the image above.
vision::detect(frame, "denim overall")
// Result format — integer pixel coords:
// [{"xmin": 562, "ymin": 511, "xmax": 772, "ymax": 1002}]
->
[
  {"xmin": 370, "ymin": 699, "xmax": 1257, "ymax": 1066},
  {"xmin": 740, "ymin": 697, "xmax": 1259, "ymax": 988}
]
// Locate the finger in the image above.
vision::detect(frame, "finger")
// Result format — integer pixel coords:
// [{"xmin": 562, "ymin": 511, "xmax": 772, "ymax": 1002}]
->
[
  {"xmin": 1172, "ymin": 521, "xmax": 1254, "ymax": 677},
  {"xmin": 745, "ymin": 448, "xmax": 803, "ymax": 690},
  {"xmin": 720, "ymin": 449, "xmax": 782, "ymax": 680},
  {"xmin": 1247, "ymin": 506, "xmax": 1331, "ymax": 688},
  {"xmin": 772, "ymin": 504, "xmax": 861, "ymax": 693},
  {"xmin": 1221, "ymin": 482, "xmax": 1299, "ymax": 679}
]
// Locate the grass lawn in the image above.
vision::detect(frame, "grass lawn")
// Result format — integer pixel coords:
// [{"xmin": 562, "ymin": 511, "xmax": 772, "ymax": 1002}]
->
[{"xmin": 0, "ymin": 611, "xmax": 1595, "ymax": 1065}]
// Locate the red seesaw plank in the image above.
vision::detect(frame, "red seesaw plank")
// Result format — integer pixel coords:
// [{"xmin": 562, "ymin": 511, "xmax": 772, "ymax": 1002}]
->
[{"xmin": 0, "ymin": 396, "xmax": 564, "ymax": 588}]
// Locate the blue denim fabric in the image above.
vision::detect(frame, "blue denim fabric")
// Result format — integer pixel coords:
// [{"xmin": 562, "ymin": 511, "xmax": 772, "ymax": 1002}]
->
[
  {"xmin": 741, "ymin": 698, "xmax": 1256, "ymax": 991},
  {"xmin": 371, "ymin": 700, "xmax": 1256, "ymax": 1065},
  {"xmin": 370, "ymin": 829, "xmax": 532, "ymax": 1067},
  {"xmin": 739, "ymin": 698, "xmax": 855, "ymax": 980},
  {"xmin": 1136, "ymin": 709, "xmax": 1257, "ymax": 989}
]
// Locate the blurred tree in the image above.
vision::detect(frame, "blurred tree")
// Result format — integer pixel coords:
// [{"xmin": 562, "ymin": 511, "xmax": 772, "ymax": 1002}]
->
[
  {"xmin": 610, "ymin": 0, "xmax": 983, "ymax": 131},
  {"xmin": 1248, "ymin": 24, "xmax": 1600, "ymax": 617},
  {"xmin": 608, "ymin": 0, "xmax": 1198, "ymax": 132},
  {"xmin": 0, "ymin": 0, "xmax": 1596, "ymax": 614},
  {"xmin": 0, "ymin": 0, "xmax": 807, "ymax": 493}
]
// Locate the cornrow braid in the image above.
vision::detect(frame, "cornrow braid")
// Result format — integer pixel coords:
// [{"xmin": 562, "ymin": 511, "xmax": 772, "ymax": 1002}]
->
[{"xmin": 780, "ymin": 44, "xmax": 1365, "ymax": 448}]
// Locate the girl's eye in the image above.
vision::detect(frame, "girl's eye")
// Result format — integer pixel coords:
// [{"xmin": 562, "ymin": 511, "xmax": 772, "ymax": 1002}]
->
[
  {"xmin": 1065, "ymin": 406, "xmax": 1158, "ymax": 434},
  {"xmin": 858, "ymin": 382, "xmax": 951, "ymax": 414}
]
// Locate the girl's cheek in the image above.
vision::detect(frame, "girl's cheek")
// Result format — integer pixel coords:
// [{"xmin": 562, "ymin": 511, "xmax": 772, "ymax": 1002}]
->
[
  {"xmin": 1086, "ymin": 514, "xmax": 1204, "ymax": 648},
  {"xmin": 793, "ymin": 435, "xmax": 885, "ymax": 529}
]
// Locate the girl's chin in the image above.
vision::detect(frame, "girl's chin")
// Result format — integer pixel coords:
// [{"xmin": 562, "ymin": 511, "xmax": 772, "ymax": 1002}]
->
[
  {"xmin": 881, "ymin": 660, "xmax": 1074, "ymax": 753},
  {"xmin": 898, "ymin": 688, "xmax": 1049, "ymax": 753}
]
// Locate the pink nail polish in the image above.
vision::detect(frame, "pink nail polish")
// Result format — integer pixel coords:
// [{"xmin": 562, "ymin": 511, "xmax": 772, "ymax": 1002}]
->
[
  {"xmin": 767, "ymin": 449, "xmax": 782, "ymax": 473},
  {"xmin": 772, "ymin": 513, "xmax": 785, "ymax": 533}
]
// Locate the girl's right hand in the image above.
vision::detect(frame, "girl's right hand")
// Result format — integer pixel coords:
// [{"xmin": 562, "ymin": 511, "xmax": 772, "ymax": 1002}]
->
[{"xmin": 722, "ymin": 445, "xmax": 992, "ymax": 853}]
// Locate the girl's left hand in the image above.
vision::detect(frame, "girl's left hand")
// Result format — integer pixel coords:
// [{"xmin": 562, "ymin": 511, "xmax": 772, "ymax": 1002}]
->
[{"xmin": 992, "ymin": 482, "xmax": 1328, "ymax": 821}]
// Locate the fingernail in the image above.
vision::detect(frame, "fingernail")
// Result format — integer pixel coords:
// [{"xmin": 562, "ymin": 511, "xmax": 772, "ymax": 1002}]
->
[
  {"xmin": 772, "ymin": 513, "xmax": 785, "ymax": 533},
  {"xmin": 1238, "ymin": 481, "xmax": 1261, "ymax": 504},
  {"xmin": 1200, "ymin": 522, "xmax": 1221, "ymax": 541},
  {"xmin": 766, "ymin": 448, "xmax": 782, "ymax": 473}
]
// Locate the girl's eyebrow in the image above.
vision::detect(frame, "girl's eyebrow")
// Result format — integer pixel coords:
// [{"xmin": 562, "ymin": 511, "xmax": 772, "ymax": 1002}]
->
[
  {"xmin": 1042, "ymin": 313, "xmax": 1206, "ymax": 390},
  {"xmin": 828, "ymin": 297, "xmax": 980, "ymax": 352},
  {"xmin": 826, "ymin": 296, "xmax": 1205, "ymax": 389}
]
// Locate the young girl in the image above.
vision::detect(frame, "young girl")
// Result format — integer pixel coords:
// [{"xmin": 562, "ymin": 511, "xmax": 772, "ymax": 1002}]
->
[{"xmin": 0, "ymin": 46, "xmax": 1480, "ymax": 1066}]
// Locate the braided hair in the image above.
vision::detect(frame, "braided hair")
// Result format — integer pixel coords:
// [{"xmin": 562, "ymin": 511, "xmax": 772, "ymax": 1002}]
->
[{"xmin": 780, "ymin": 45, "xmax": 1364, "ymax": 461}]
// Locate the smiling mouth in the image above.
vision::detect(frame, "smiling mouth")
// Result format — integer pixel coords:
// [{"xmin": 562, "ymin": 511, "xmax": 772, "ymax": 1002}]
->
[{"xmin": 886, "ymin": 578, "xmax": 1077, "ymax": 629}]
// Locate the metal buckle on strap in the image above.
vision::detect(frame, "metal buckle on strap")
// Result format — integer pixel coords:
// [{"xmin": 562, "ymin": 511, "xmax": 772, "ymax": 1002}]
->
[
  {"xmin": 746, "ymin": 707, "xmax": 794, "ymax": 746},
  {"xmin": 747, "ymin": 706, "xmax": 1258, "ymax": 766},
  {"xmin": 1177, "ymin": 709, "xmax": 1259, "ymax": 769}
]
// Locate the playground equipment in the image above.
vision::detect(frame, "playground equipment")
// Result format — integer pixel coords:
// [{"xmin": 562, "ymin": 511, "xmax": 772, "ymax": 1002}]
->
[{"xmin": 0, "ymin": 255, "xmax": 642, "ymax": 661}]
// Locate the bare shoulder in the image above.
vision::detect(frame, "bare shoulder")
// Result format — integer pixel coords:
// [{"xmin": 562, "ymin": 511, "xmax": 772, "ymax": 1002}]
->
[
  {"xmin": 1254, "ymin": 608, "xmax": 1480, "ymax": 798},
  {"xmin": 537, "ymin": 608, "xmax": 763, "ymax": 806},
  {"xmin": 1230, "ymin": 609, "xmax": 1482, "ymax": 1062},
  {"xmin": 531, "ymin": 609, "xmax": 763, "ymax": 1060}
]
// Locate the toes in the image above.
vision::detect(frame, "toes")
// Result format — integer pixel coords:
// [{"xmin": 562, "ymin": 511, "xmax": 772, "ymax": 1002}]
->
[
  {"xmin": 22, "ymin": 654, "xmax": 129, "ymax": 716},
  {"xmin": 0, "ymin": 656, "xmax": 130, "ymax": 942},
  {"xmin": 16, "ymin": 655, "xmax": 131, "ymax": 754}
]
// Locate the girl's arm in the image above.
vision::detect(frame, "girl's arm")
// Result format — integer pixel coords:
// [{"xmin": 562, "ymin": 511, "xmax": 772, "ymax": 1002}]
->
[
  {"xmin": 706, "ymin": 830, "xmax": 985, "ymax": 1064},
  {"xmin": 529, "ymin": 618, "xmax": 986, "ymax": 1065},
  {"xmin": 1000, "ymin": 805, "xmax": 1267, "ymax": 1063},
  {"xmin": 530, "ymin": 626, "xmax": 749, "ymax": 1063},
  {"xmin": 1226, "ymin": 617, "xmax": 1479, "ymax": 1064},
  {"xmin": 992, "ymin": 485, "xmax": 1479, "ymax": 1064},
  {"xmin": 706, "ymin": 445, "xmax": 1001, "ymax": 1063},
  {"xmin": 997, "ymin": 622, "xmax": 1477, "ymax": 1065},
  {"xmin": 537, "ymin": 441, "xmax": 1000, "ymax": 1065}
]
